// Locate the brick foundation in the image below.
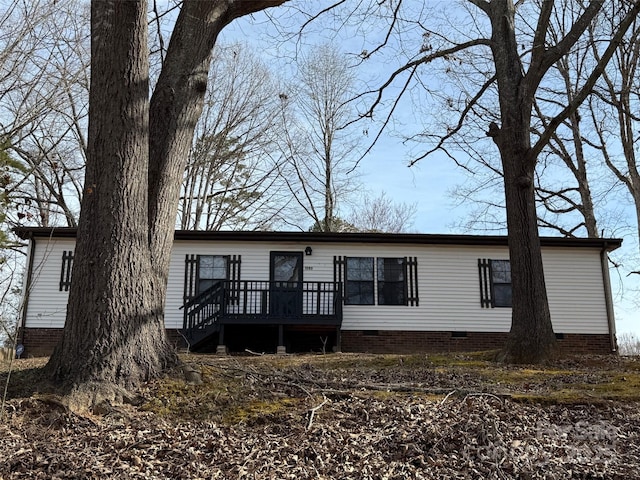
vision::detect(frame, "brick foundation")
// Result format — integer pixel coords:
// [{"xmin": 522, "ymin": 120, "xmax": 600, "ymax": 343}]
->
[
  {"xmin": 340, "ymin": 330, "xmax": 615, "ymax": 355},
  {"xmin": 19, "ymin": 328, "xmax": 188, "ymax": 358},
  {"xmin": 19, "ymin": 328, "xmax": 63, "ymax": 358},
  {"xmin": 18, "ymin": 327, "xmax": 615, "ymax": 357}
]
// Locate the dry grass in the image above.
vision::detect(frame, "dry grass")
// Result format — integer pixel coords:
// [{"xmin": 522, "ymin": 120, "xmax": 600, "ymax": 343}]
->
[{"xmin": 2, "ymin": 352, "xmax": 640, "ymax": 478}]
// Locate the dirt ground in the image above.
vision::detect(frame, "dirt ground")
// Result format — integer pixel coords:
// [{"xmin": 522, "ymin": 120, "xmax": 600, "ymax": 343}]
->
[{"xmin": 2, "ymin": 352, "xmax": 640, "ymax": 479}]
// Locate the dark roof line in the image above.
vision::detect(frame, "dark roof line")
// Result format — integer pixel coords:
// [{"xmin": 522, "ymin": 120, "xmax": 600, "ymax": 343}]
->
[{"xmin": 13, "ymin": 226, "xmax": 623, "ymax": 251}]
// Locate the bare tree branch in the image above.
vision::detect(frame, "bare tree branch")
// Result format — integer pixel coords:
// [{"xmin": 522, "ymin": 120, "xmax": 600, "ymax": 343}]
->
[
  {"xmin": 529, "ymin": 1, "xmax": 640, "ymax": 164},
  {"xmin": 409, "ymin": 74, "xmax": 496, "ymax": 167}
]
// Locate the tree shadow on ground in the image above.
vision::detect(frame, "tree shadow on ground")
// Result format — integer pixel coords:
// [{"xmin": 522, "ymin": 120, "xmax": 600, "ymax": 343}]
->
[{"xmin": 0, "ymin": 359, "xmax": 50, "ymax": 400}]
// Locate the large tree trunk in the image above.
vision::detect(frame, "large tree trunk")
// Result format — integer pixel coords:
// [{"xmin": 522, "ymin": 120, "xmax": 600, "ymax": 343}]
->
[
  {"xmin": 481, "ymin": 0, "xmax": 639, "ymax": 361},
  {"xmin": 148, "ymin": 0, "xmax": 287, "ymax": 273},
  {"xmin": 486, "ymin": 0, "xmax": 557, "ymax": 362},
  {"xmin": 147, "ymin": 0, "xmax": 287, "ymax": 315},
  {"xmin": 500, "ymin": 140, "xmax": 556, "ymax": 362},
  {"xmin": 45, "ymin": 0, "xmax": 176, "ymax": 401},
  {"xmin": 45, "ymin": 0, "xmax": 287, "ymax": 408},
  {"xmin": 489, "ymin": 119, "xmax": 557, "ymax": 362}
]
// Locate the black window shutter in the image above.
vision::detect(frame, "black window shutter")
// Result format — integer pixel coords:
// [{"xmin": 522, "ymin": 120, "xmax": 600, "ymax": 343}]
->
[
  {"xmin": 59, "ymin": 250, "xmax": 74, "ymax": 291},
  {"xmin": 229, "ymin": 255, "xmax": 241, "ymax": 281},
  {"xmin": 333, "ymin": 256, "xmax": 345, "ymax": 302},
  {"xmin": 184, "ymin": 254, "xmax": 198, "ymax": 303},
  {"xmin": 406, "ymin": 256, "xmax": 419, "ymax": 306},
  {"xmin": 478, "ymin": 258, "xmax": 493, "ymax": 308},
  {"xmin": 228, "ymin": 255, "xmax": 241, "ymax": 304}
]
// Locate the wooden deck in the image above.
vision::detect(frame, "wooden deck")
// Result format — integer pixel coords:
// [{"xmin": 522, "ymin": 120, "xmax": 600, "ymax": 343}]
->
[{"xmin": 182, "ymin": 280, "xmax": 343, "ymax": 348}]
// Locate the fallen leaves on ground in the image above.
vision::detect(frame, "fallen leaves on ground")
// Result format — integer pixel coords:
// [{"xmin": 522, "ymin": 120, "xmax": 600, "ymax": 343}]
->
[{"xmin": 1, "ymin": 353, "xmax": 640, "ymax": 479}]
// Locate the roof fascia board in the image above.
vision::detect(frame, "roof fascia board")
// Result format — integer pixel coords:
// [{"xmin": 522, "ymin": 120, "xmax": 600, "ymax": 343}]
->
[{"xmin": 13, "ymin": 226, "xmax": 623, "ymax": 251}]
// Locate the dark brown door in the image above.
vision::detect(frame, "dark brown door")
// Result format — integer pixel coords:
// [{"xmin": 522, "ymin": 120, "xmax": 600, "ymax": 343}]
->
[{"xmin": 270, "ymin": 252, "xmax": 303, "ymax": 319}]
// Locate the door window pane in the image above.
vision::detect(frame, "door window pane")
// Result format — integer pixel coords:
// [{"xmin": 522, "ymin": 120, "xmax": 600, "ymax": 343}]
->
[{"xmin": 273, "ymin": 254, "xmax": 300, "ymax": 283}]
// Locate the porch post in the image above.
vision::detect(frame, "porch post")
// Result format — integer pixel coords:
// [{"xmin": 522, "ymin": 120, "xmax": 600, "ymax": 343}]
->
[
  {"xmin": 216, "ymin": 324, "xmax": 228, "ymax": 355},
  {"xmin": 277, "ymin": 324, "xmax": 286, "ymax": 355},
  {"xmin": 335, "ymin": 327, "xmax": 342, "ymax": 353}
]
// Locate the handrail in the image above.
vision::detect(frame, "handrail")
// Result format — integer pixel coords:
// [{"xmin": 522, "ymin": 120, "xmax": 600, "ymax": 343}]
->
[
  {"xmin": 182, "ymin": 282, "xmax": 225, "ymax": 333},
  {"xmin": 180, "ymin": 282, "xmax": 224, "ymax": 310},
  {"xmin": 182, "ymin": 280, "xmax": 344, "ymax": 339}
]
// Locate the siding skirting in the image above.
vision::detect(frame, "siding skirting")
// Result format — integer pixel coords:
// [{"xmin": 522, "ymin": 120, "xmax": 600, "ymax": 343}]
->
[{"xmin": 19, "ymin": 327, "xmax": 614, "ymax": 357}]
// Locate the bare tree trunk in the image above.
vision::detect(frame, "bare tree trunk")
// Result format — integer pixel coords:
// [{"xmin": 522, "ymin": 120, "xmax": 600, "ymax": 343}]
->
[
  {"xmin": 46, "ymin": 0, "xmax": 175, "ymax": 400},
  {"xmin": 323, "ymin": 148, "xmax": 334, "ymax": 232},
  {"xmin": 485, "ymin": 0, "xmax": 557, "ymax": 362},
  {"xmin": 277, "ymin": 44, "xmax": 361, "ymax": 231},
  {"xmin": 45, "ymin": 0, "xmax": 287, "ymax": 406},
  {"xmin": 342, "ymin": 0, "xmax": 637, "ymax": 360},
  {"xmin": 498, "ymin": 138, "xmax": 556, "ymax": 362},
  {"xmin": 535, "ymin": 106, "xmax": 600, "ymax": 237},
  {"xmin": 593, "ymin": 14, "xmax": 640, "ymax": 252},
  {"xmin": 566, "ymin": 109, "xmax": 599, "ymax": 237},
  {"xmin": 148, "ymin": 0, "xmax": 286, "ymax": 274}
]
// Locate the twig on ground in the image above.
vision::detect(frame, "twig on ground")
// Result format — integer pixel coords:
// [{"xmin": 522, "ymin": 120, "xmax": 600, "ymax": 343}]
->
[
  {"xmin": 462, "ymin": 392, "xmax": 505, "ymax": 405},
  {"xmin": 1, "ymin": 331, "xmax": 20, "ymax": 422},
  {"xmin": 307, "ymin": 395, "xmax": 329, "ymax": 430},
  {"xmin": 440, "ymin": 390, "xmax": 457, "ymax": 406},
  {"xmin": 320, "ymin": 336, "xmax": 328, "ymax": 354},
  {"xmin": 176, "ymin": 330, "xmax": 191, "ymax": 353}
]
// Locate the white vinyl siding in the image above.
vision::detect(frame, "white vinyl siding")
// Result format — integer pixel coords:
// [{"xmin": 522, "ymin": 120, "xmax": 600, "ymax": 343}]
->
[
  {"xmin": 542, "ymin": 248, "xmax": 609, "ymax": 334},
  {"xmin": 23, "ymin": 237, "xmax": 75, "ymax": 328},
  {"xmin": 24, "ymin": 237, "xmax": 611, "ymax": 335}
]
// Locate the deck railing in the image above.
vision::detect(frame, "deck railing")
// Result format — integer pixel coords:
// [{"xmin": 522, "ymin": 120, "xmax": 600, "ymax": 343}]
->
[
  {"xmin": 182, "ymin": 280, "xmax": 343, "ymax": 335},
  {"xmin": 182, "ymin": 282, "xmax": 225, "ymax": 333}
]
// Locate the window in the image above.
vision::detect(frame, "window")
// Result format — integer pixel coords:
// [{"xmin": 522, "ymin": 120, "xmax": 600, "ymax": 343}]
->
[
  {"xmin": 490, "ymin": 260, "xmax": 512, "ymax": 307},
  {"xmin": 345, "ymin": 257, "xmax": 374, "ymax": 305},
  {"xmin": 478, "ymin": 258, "xmax": 512, "ymax": 308},
  {"xmin": 377, "ymin": 257, "xmax": 407, "ymax": 305},
  {"xmin": 183, "ymin": 254, "xmax": 241, "ymax": 308},
  {"xmin": 335, "ymin": 255, "xmax": 419, "ymax": 306},
  {"xmin": 197, "ymin": 255, "xmax": 228, "ymax": 294}
]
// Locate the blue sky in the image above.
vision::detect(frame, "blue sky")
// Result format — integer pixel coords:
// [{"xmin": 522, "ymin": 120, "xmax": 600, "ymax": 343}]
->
[
  {"xmin": 218, "ymin": 4, "xmax": 468, "ymax": 235},
  {"xmin": 217, "ymin": 4, "xmax": 640, "ymax": 340}
]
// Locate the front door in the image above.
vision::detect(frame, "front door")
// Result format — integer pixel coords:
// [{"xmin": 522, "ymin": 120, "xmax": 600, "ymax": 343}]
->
[{"xmin": 270, "ymin": 252, "xmax": 303, "ymax": 320}]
